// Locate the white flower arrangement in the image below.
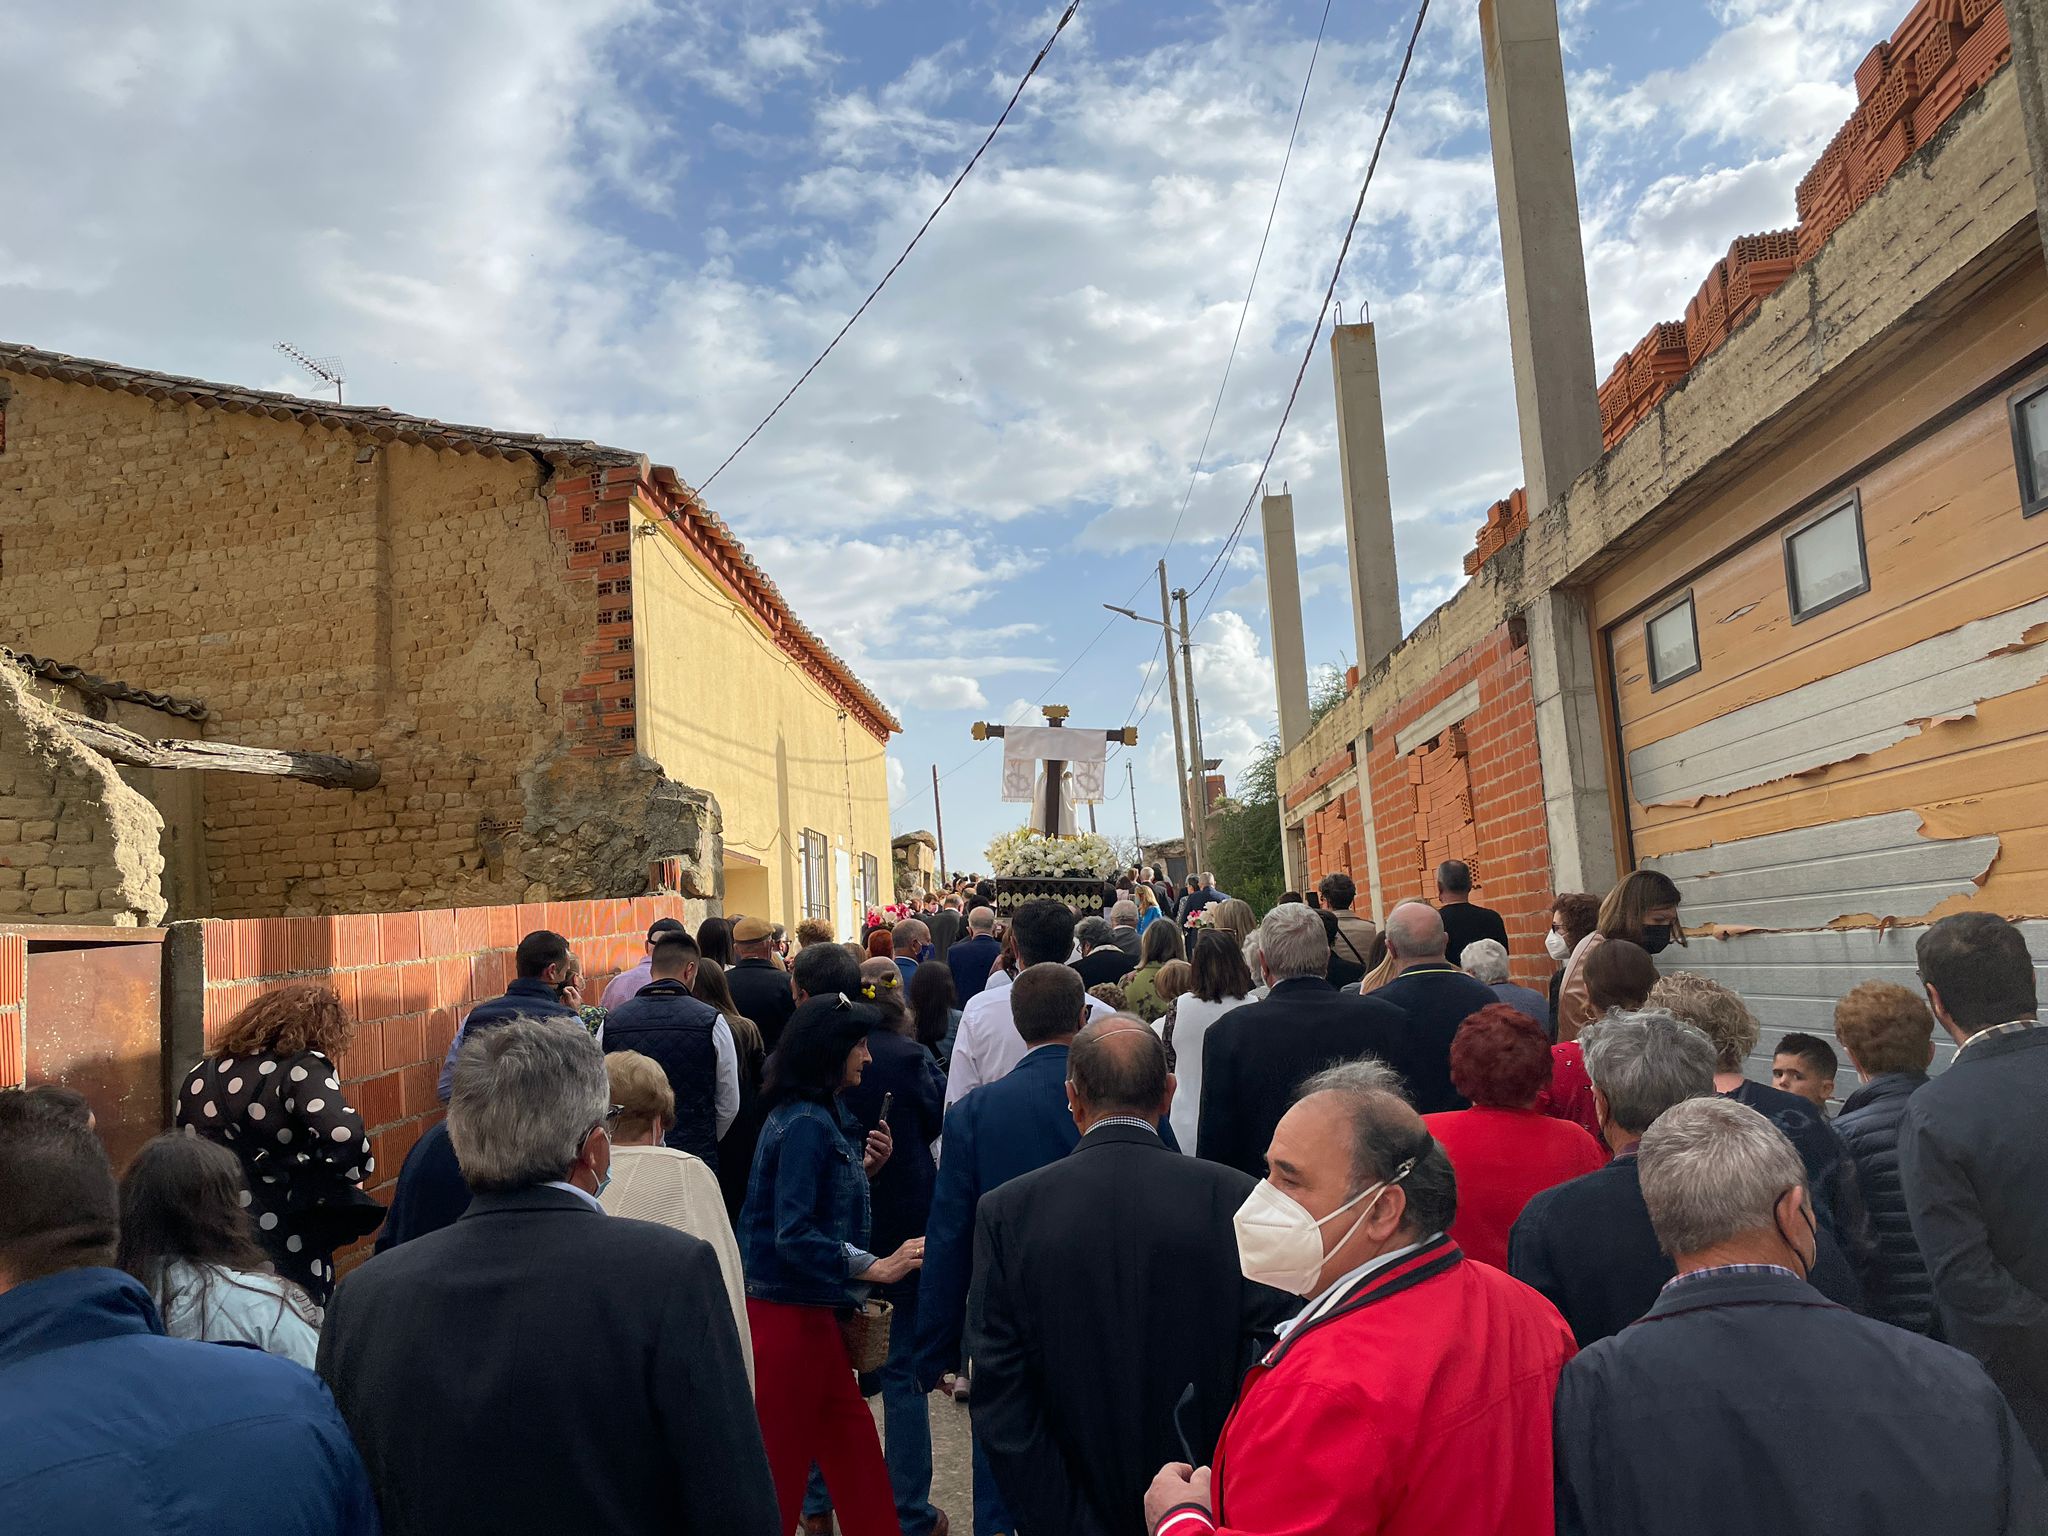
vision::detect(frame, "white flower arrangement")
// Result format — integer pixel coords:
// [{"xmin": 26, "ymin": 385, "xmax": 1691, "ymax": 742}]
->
[{"xmin": 985, "ymin": 826, "xmax": 1118, "ymax": 879}]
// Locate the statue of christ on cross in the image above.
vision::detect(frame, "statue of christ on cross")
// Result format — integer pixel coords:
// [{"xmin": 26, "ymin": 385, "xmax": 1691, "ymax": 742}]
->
[{"xmin": 972, "ymin": 706, "xmax": 1138, "ymax": 839}]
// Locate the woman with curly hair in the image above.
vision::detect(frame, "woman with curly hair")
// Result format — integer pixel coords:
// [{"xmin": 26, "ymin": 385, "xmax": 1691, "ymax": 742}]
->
[
  {"xmin": 1423, "ymin": 1004, "xmax": 1606, "ymax": 1268},
  {"xmin": 173, "ymin": 983, "xmax": 380, "ymax": 1304}
]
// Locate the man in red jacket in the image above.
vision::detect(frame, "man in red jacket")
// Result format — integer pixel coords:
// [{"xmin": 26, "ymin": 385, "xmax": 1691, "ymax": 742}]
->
[{"xmin": 1144, "ymin": 1059, "xmax": 1575, "ymax": 1536}]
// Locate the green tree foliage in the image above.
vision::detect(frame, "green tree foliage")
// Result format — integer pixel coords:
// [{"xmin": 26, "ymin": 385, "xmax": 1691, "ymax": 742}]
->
[{"xmin": 1209, "ymin": 669, "xmax": 1349, "ymax": 914}]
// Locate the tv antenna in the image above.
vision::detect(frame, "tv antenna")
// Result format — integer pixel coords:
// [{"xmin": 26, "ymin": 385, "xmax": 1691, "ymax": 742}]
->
[{"xmin": 274, "ymin": 342, "xmax": 345, "ymax": 403}]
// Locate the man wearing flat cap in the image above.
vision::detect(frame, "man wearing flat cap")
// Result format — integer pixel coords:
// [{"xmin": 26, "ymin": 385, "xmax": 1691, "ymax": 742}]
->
[{"xmin": 728, "ymin": 915, "xmax": 799, "ymax": 1056}]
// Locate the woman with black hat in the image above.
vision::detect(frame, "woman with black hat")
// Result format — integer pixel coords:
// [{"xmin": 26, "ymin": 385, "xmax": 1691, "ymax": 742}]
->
[{"xmin": 741, "ymin": 943, "xmax": 924, "ymax": 1536}]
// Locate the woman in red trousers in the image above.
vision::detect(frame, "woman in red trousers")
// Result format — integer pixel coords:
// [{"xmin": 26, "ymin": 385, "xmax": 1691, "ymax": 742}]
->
[{"xmin": 740, "ymin": 955, "xmax": 924, "ymax": 1536}]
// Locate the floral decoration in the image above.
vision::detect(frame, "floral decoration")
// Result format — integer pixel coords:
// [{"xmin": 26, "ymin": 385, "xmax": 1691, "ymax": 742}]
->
[{"xmin": 984, "ymin": 826, "xmax": 1118, "ymax": 879}]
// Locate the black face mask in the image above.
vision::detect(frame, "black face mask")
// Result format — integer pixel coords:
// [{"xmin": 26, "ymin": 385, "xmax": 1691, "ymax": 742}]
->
[{"xmin": 1641, "ymin": 923, "xmax": 1674, "ymax": 956}]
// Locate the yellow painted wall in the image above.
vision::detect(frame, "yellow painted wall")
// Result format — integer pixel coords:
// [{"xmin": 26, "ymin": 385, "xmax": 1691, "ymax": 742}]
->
[{"xmin": 628, "ymin": 505, "xmax": 891, "ymax": 938}]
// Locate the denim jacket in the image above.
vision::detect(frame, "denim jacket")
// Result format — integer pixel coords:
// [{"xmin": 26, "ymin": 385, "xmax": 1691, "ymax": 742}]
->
[{"xmin": 740, "ymin": 1095, "xmax": 875, "ymax": 1308}]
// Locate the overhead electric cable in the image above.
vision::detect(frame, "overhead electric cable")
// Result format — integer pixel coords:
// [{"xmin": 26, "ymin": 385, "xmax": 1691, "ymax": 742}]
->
[
  {"xmin": 1187, "ymin": 0, "xmax": 1433, "ymax": 628},
  {"xmin": 701, "ymin": 1, "xmax": 1084, "ymax": 492}
]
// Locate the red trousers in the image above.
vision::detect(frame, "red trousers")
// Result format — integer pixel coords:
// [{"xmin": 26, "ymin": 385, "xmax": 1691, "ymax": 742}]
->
[{"xmin": 748, "ymin": 1297, "xmax": 903, "ymax": 1536}]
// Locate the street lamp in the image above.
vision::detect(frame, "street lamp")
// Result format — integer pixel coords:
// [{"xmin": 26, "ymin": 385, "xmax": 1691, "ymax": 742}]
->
[{"xmin": 1101, "ymin": 564, "xmax": 1208, "ymax": 872}]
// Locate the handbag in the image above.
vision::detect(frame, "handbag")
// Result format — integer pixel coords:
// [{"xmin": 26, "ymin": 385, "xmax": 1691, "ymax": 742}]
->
[{"xmin": 837, "ymin": 1298, "xmax": 894, "ymax": 1375}]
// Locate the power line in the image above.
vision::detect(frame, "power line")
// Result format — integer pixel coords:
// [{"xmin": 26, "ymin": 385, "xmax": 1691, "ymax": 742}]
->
[
  {"xmin": 1187, "ymin": 0, "xmax": 1434, "ymax": 630},
  {"xmin": 1155, "ymin": 0, "xmax": 1337, "ymax": 566},
  {"xmin": 701, "ymin": 1, "xmax": 1083, "ymax": 493}
]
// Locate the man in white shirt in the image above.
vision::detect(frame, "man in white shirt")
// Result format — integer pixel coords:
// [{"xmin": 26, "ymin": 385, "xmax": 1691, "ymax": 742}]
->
[{"xmin": 946, "ymin": 898, "xmax": 1114, "ymax": 1108}]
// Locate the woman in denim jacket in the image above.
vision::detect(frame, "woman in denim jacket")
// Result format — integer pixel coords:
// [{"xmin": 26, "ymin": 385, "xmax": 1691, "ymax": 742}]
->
[{"xmin": 743, "ymin": 974, "xmax": 924, "ymax": 1536}]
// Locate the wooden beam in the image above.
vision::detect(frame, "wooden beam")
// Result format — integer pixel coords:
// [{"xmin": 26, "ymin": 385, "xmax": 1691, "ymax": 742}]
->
[{"xmin": 55, "ymin": 709, "xmax": 381, "ymax": 792}]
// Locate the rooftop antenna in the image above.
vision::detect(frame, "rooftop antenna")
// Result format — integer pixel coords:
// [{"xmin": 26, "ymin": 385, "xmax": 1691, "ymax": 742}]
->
[{"xmin": 275, "ymin": 342, "xmax": 345, "ymax": 403}]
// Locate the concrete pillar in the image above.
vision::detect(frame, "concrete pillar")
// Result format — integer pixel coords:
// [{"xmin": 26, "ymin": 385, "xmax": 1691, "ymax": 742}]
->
[
  {"xmin": 1329, "ymin": 323, "xmax": 1403, "ymax": 672},
  {"xmin": 1526, "ymin": 590, "xmax": 1619, "ymax": 896},
  {"xmin": 1261, "ymin": 489, "xmax": 1312, "ymax": 751},
  {"xmin": 1355, "ymin": 737, "xmax": 1387, "ymax": 925},
  {"xmin": 1479, "ymin": 0, "xmax": 1603, "ymax": 513},
  {"xmin": 2006, "ymin": 0, "xmax": 2048, "ymax": 267}
]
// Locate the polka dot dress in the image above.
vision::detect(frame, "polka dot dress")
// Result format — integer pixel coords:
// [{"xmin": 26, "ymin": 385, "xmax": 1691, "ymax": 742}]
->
[{"xmin": 175, "ymin": 1049, "xmax": 374, "ymax": 1305}]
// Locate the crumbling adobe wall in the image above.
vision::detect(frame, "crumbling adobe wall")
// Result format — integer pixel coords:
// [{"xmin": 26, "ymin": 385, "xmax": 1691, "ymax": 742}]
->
[
  {"xmin": 517, "ymin": 747, "xmax": 722, "ymax": 904},
  {"xmin": 0, "ymin": 660, "xmax": 165, "ymax": 924}
]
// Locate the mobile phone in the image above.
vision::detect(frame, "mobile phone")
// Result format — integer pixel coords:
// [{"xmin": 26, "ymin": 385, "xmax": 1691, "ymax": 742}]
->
[{"xmin": 879, "ymin": 1092, "xmax": 895, "ymax": 1124}]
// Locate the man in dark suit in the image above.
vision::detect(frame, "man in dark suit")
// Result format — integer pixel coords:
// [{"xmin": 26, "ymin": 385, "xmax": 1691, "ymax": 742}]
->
[
  {"xmin": 928, "ymin": 896, "xmax": 965, "ymax": 962},
  {"xmin": 1557, "ymin": 1096, "xmax": 2047, "ymax": 1536},
  {"xmin": 917, "ymin": 966, "xmax": 1177, "ymax": 1536},
  {"xmin": 1073, "ymin": 917, "xmax": 1134, "ymax": 990},
  {"xmin": 948, "ymin": 906, "xmax": 1004, "ymax": 1005},
  {"xmin": 1433, "ymin": 859, "xmax": 1509, "ymax": 966},
  {"xmin": 1196, "ymin": 902, "xmax": 1410, "ymax": 1178},
  {"xmin": 1510, "ymin": 1008, "xmax": 1716, "ymax": 1345},
  {"xmin": 1901, "ymin": 911, "xmax": 2048, "ymax": 1469},
  {"xmin": 969, "ymin": 1019, "xmax": 1292, "ymax": 1536},
  {"xmin": 1107, "ymin": 899, "xmax": 1143, "ymax": 963},
  {"xmin": 1363, "ymin": 902, "xmax": 1497, "ymax": 1113},
  {"xmin": 725, "ymin": 916, "xmax": 797, "ymax": 1054},
  {"xmin": 436, "ymin": 929, "xmax": 581, "ymax": 1101},
  {"xmin": 319, "ymin": 1017, "xmax": 776, "ymax": 1536}
]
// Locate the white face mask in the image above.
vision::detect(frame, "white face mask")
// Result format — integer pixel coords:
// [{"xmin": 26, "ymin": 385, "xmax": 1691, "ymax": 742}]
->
[
  {"xmin": 1232, "ymin": 1160, "xmax": 1414, "ymax": 1296},
  {"xmin": 1545, "ymin": 930, "xmax": 1571, "ymax": 963}
]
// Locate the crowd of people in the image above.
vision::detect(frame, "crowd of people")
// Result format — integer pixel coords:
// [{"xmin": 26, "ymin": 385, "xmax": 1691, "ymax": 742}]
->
[{"xmin": 2, "ymin": 857, "xmax": 2045, "ymax": 1535}]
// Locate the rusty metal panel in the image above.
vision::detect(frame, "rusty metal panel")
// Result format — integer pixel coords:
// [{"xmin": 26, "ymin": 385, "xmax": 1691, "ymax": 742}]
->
[{"xmin": 25, "ymin": 936, "xmax": 167, "ymax": 1172}]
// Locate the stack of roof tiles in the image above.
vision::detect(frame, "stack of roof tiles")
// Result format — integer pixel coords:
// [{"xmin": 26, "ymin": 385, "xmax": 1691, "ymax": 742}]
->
[{"xmin": 1468, "ymin": 0, "xmax": 2011, "ymax": 578}]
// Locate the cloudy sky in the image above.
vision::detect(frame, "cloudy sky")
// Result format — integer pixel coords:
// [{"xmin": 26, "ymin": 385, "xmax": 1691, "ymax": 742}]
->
[{"xmin": 3, "ymin": 0, "xmax": 1896, "ymax": 867}]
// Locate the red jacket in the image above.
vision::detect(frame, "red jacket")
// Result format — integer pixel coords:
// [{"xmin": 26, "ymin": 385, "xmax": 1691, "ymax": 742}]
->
[
  {"xmin": 1158, "ymin": 1238, "xmax": 1574, "ymax": 1536},
  {"xmin": 1536, "ymin": 1042, "xmax": 1605, "ymax": 1147},
  {"xmin": 1423, "ymin": 1107, "xmax": 1607, "ymax": 1269}
]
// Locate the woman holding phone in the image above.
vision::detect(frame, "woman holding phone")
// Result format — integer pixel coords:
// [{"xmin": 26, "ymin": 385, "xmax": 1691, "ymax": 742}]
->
[{"xmin": 797, "ymin": 958, "xmax": 949, "ymax": 1536}]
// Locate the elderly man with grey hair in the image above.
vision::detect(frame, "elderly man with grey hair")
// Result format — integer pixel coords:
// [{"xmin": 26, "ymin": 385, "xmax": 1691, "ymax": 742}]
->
[
  {"xmin": 1555, "ymin": 1098, "xmax": 2048, "ymax": 1536},
  {"xmin": 1074, "ymin": 914, "xmax": 1135, "ymax": 990},
  {"xmin": 1508, "ymin": 1007, "xmax": 1717, "ymax": 1345},
  {"xmin": 1354, "ymin": 901, "xmax": 1497, "ymax": 1114},
  {"xmin": 1107, "ymin": 898, "xmax": 1143, "ymax": 962},
  {"xmin": 1460, "ymin": 936, "xmax": 1552, "ymax": 1034},
  {"xmin": 1148, "ymin": 1059, "xmax": 1574, "ymax": 1536},
  {"xmin": 1193, "ymin": 902, "xmax": 1410, "ymax": 1178},
  {"xmin": 319, "ymin": 1017, "xmax": 777, "ymax": 1536}
]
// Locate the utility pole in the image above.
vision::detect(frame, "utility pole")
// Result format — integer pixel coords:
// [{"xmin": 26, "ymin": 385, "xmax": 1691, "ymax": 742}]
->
[
  {"xmin": 1157, "ymin": 560, "xmax": 1194, "ymax": 863},
  {"xmin": 1175, "ymin": 587, "xmax": 1208, "ymax": 875},
  {"xmin": 1128, "ymin": 760, "xmax": 1142, "ymax": 854},
  {"xmin": 931, "ymin": 764, "xmax": 947, "ymax": 884}
]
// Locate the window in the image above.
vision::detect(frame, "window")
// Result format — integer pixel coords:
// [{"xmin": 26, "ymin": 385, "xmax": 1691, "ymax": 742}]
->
[
  {"xmin": 1783, "ymin": 497, "xmax": 1870, "ymax": 622},
  {"xmin": 1646, "ymin": 593, "xmax": 1701, "ymax": 690},
  {"xmin": 2010, "ymin": 382, "xmax": 2048, "ymax": 517},
  {"xmin": 801, "ymin": 830, "xmax": 829, "ymax": 920},
  {"xmin": 860, "ymin": 853, "xmax": 881, "ymax": 912}
]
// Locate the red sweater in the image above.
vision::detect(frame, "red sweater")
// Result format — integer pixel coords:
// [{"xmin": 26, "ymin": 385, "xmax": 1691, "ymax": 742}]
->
[
  {"xmin": 1536, "ymin": 1042, "xmax": 1604, "ymax": 1147},
  {"xmin": 1423, "ymin": 1106, "xmax": 1608, "ymax": 1269},
  {"xmin": 1158, "ymin": 1240, "xmax": 1574, "ymax": 1536}
]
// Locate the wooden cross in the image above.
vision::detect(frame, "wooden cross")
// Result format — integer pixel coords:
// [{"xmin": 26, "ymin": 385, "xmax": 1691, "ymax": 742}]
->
[{"xmin": 972, "ymin": 705, "xmax": 1137, "ymax": 837}]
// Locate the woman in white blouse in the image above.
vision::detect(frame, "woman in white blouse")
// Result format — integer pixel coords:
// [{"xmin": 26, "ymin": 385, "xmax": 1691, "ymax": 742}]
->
[
  {"xmin": 1157, "ymin": 930, "xmax": 1257, "ymax": 1153},
  {"xmin": 598, "ymin": 1050, "xmax": 753, "ymax": 1385},
  {"xmin": 117, "ymin": 1133, "xmax": 322, "ymax": 1368}
]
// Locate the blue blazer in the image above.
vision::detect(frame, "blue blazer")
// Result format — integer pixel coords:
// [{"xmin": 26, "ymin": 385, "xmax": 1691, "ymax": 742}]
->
[{"xmin": 914, "ymin": 1044, "xmax": 1176, "ymax": 1387}]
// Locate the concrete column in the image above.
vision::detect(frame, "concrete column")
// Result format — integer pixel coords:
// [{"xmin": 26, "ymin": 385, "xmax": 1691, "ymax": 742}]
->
[
  {"xmin": 1526, "ymin": 590, "xmax": 1619, "ymax": 896},
  {"xmin": 2006, "ymin": 0, "xmax": 2048, "ymax": 267},
  {"xmin": 1479, "ymin": 0, "xmax": 1603, "ymax": 513},
  {"xmin": 1329, "ymin": 323, "xmax": 1403, "ymax": 672},
  {"xmin": 1261, "ymin": 489, "xmax": 1312, "ymax": 750},
  {"xmin": 1282, "ymin": 823, "xmax": 1308, "ymax": 896},
  {"xmin": 1355, "ymin": 736, "xmax": 1387, "ymax": 924}
]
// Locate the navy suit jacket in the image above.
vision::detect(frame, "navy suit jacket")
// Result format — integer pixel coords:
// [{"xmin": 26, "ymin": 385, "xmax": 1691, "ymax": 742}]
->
[
  {"xmin": 915, "ymin": 1044, "xmax": 1176, "ymax": 1386},
  {"xmin": 948, "ymin": 935, "xmax": 1003, "ymax": 1005}
]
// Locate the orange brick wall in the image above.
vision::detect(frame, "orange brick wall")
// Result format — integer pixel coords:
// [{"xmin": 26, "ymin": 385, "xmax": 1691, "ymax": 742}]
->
[
  {"xmin": 193, "ymin": 894, "xmax": 692, "ymax": 1268},
  {"xmin": 1362, "ymin": 622, "xmax": 1552, "ymax": 986},
  {"xmin": 0, "ymin": 932, "xmax": 23, "ymax": 1087},
  {"xmin": 1303, "ymin": 785, "xmax": 1366, "ymax": 895}
]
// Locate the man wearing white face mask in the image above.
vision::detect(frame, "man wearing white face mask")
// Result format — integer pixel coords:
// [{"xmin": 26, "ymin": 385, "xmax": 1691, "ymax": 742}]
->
[{"xmin": 1144, "ymin": 1060, "xmax": 1574, "ymax": 1536}]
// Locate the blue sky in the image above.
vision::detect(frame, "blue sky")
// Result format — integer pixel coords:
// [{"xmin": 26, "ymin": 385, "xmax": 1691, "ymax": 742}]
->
[{"xmin": 2, "ymin": 0, "xmax": 1898, "ymax": 867}]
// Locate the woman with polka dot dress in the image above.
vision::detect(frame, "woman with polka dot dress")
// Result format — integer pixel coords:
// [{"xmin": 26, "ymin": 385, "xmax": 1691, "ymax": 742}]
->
[{"xmin": 175, "ymin": 983, "xmax": 384, "ymax": 1307}]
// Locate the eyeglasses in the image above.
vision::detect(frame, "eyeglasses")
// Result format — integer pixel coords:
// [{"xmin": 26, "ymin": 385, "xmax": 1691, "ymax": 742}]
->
[{"xmin": 603, "ymin": 1103, "xmax": 626, "ymax": 1122}]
